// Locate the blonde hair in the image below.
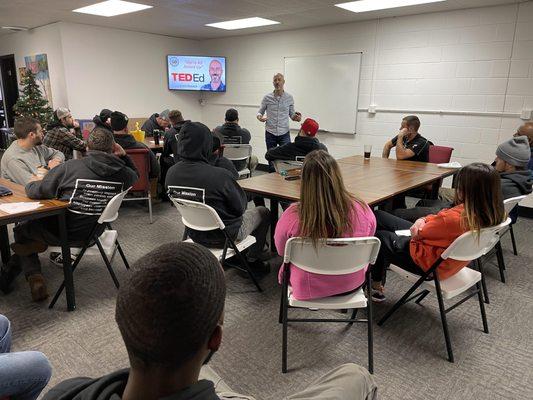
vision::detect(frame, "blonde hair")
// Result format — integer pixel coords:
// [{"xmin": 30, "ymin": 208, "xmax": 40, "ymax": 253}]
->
[{"xmin": 298, "ymin": 150, "xmax": 368, "ymax": 246}]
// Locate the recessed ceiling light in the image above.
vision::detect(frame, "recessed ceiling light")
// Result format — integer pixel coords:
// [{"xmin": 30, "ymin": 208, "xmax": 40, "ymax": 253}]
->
[
  {"xmin": 336, "ymin": 0, "xmax": 445, "ymax": 13},
  {"xmin": 1, "ymin": 26, "xmax": 29, "ymax": 31},
  {"xmin": 73, "ymin": 0, "xmax": 152, "ymax": 17},
  {"xmin": 206, "ymin": 17, "xmax": 280, "ymax": 30}
]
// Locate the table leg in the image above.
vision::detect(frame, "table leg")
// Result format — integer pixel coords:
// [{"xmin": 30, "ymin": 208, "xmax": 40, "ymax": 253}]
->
[
  {"xmin": 430, "ymin": 180, "xmax": 440, "ymax": 200},
  {"xmin": 0, "ymin": 225, "xmax": 10, "ymax": 264},
  {"xmin": 58, "ymin": 210, "xmax": 75, "ymax": 311},
  {"xmin": 270, "ymin": 198, "xmax": 279, "ymax": 253}
]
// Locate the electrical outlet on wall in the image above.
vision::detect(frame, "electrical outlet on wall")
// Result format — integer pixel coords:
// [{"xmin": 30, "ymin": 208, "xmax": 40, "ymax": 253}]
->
[
  {"xmin": 368, "ymin": 104, "xmax": 377, "ymax": 114},
  {"xmin": 520, "ymin": 109, "xmax": 532, "ymax": 120}
]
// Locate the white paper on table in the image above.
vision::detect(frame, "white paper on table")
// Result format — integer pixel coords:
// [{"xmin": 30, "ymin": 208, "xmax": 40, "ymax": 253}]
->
[
  {"xmin": 395, "ymin": 229, "xmax": 411, "ymax": 237},
  {"xmin": 437, "ymin": 161, "xmax": 462, "ymax": 169},
  {"xmin": 0, "ymin": 202, "xmax": 43, "ymax": 214}
]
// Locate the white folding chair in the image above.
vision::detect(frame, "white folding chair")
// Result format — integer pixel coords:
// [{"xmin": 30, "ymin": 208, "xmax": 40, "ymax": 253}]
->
[
  {"xmin": 280, "ymin": 237, "xmax": 381, "ymax": 374},
  {"xmin": 49, "ymin": 188, "xmax": 132, "ymax": 309},
  {"xmin": 378, "ymin": 218, "xmax": 511, "ymax": 363},
  {"xmin": 169, "ymin": 197, "xmax": 262, "ymax": 292},
  {"xmin": 224, "ymin": 144, "xmax": 252, "ymax": 178}
]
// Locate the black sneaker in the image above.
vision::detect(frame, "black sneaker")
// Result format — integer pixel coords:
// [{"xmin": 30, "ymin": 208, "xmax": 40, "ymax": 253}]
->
[
  {"xmin": 371, "ymin": 289, "xmax": 386, "ymax": 303},
  {"xmin": 236, "ymin": 260, "xmax": 271, "ymax": 279},
  {"xmin": 49, "ymin": 252, "xmax": 78, "ymax": 267}
]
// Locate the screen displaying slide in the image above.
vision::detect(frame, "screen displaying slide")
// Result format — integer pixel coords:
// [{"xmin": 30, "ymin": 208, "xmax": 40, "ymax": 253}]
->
[{"xmin": 167, "ymin": 55, "xmax": 226, "ymax": 92}]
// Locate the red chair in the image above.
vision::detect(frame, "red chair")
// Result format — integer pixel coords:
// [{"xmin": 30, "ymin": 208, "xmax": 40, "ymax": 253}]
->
[
  {"xmin": 123, "ymin": 148, "xmax": 153, "ymax": 223},
  {"xmin": 429, "ymin": 145, "xmax": 454, "ymax": 164}
]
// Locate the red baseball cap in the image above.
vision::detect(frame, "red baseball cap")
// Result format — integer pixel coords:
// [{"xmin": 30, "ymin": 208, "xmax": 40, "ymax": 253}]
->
[{"xmin": 301, "ymin": 118, "xmax": 319, "ymax": 137}]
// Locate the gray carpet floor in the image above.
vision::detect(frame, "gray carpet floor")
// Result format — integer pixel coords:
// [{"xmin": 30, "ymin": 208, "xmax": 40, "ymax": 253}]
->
[{"xmin": 1, "ymin": 201, "xmax": 533, "ymax": 400}]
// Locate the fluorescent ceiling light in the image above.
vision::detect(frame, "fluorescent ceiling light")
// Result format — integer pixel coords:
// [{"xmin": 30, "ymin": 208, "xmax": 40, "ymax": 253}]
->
[
  {"xmin": 206, "ymin": 17, "xmax": 280, "ymax": 30},
  {"xmin": 336, "ymin": 0, "xmax": 445, "ymax": 13},
  {"xmin": 73, "ymin": 0, "xmax": 152, "ymax": 17}
]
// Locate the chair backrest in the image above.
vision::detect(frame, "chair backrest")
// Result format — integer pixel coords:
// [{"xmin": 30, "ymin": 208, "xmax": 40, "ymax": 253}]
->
[
  {"xmin": 429, "ymin": 145, "xmax": 454, "ymax": 164},
  {"xmin": 98, "ymin": 188, "xmax": 131, "ymax": 223},
  {"xmin": 223, "ymin": 144, "xmax": 252, "ymax": 161},
  {"xmin": 283, "ymin": 237, "xmax": 381, "ymax": 275},
  {"xmin": 273, "ymin": 160, "xmax": 303, "ymax": 174},
  {"xmin": 503, "ymin": 195, "xmax": 527, "ymax": 213},
  {"xmin": 169, "ymin": 197, "xmax": 225, "ymax": 231},
  {"xmin": 441, "ymin": 218, "xmax": 511, "ymax": 261},
  {"xmin": 223, "ymin": 135, "xmax": 242, "ymax": 145},
  {"xmin": 125, "ymin": 148, "xmax": 150, "ymax": 192}
]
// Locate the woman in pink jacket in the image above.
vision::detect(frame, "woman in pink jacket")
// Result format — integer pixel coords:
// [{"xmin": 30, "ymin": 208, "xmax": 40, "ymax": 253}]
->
[{"xmin": 275, "ymin": 150, "xmax": 376, "ymax": 300}]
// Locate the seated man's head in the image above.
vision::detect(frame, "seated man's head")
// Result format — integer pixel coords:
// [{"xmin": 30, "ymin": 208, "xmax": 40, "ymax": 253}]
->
[
  {"xmin": 168, "ymin": 110, "xmax": 184, "ymax": 127},
  {"xmin": 225, "ymin": 108, "xmax": 238, "ymax": 124},
  {"xmin": 111, "ymin": 111, "xmax": 129, "ymax": 134},
  {"xmin": 514, "ymin": 122, "xmax": 533, "ymax": 148},
  {"xmin": 212, "ymin": 131, "xmax": 224, "ymax": 156},
  {"xmin": 298, "ymin": 118, "xmax": 319, "ymax": 138},
  {"xmin": 494, "ymin": 136, "xmax": 530, "ymax": 173},
  {"xmin": 402, "ymin": 115, "xmax": 420, "ymax": 136},
  {"xmin": 55, "ymin": 107, "xmax": 76, "ymax": 129},
  {"xmin": 87, "ymin": 127, "xmax": 115, "ymax": 153},
  {"xmin": 156, "ymin": 109, "xmax": 170, "ymax": 129},
  {"xmin": 14, "ymin": 117, "xmax": 43, "ymax": 146},
  {"xmin": 115, "ymin": 242, "xmax": 225, "ymax": 378}
]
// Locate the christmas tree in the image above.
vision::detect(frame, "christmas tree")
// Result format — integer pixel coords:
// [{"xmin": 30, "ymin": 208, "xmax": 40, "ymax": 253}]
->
[{"xmin": 13, "ymin": 69, "xmax": 53, "ymax": 127}]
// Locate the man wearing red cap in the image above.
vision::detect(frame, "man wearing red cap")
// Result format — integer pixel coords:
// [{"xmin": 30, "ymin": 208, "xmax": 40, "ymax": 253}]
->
[{"xmin": 265, "ymin": 118, "xmax": 327, "ymax": 162}]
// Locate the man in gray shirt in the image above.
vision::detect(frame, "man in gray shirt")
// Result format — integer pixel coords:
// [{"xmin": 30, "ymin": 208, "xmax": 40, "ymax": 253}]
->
[
  {"xmin": 257, "ymin": 73, "xmax": 301, "ymax": 169},
  {"xmin": 0, "ymin": 117, "xmax": 64, "ymax": 185}
]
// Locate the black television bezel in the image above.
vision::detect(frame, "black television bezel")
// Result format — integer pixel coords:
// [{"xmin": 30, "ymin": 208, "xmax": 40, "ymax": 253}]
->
[{"xmin": 166, "ymin": 54, "xmax": 227, "ymax": 93}]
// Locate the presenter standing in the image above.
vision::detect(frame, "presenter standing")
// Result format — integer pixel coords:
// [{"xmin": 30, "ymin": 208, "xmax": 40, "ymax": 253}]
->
[{"xmin": 257, "ymin": 73, "xmax": 302, "ymax": 156}]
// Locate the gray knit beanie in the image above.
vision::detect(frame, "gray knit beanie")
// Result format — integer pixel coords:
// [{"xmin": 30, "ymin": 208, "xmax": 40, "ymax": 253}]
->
[{"xmin": 496, "ymin": 136, "xmax": 530, "ymax": 167}]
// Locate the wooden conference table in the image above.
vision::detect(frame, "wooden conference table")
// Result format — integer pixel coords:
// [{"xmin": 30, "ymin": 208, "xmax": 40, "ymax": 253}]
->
[
  {"xmin": 0, "ymin": 178, "xmax": 76, "ymax": 311},
  {"xmin": 238, "ymin": 155, "xmax": 458, "ymax": 247},
  {"xmin": 143, "ymin": 138, "xmax": 164, "ymax": 151}
]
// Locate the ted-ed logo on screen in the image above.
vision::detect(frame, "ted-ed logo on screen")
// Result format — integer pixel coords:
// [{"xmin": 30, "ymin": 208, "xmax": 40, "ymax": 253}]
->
[{"xmin": 170, "ymin": 73, "xmax": 205, "ymax": 82}]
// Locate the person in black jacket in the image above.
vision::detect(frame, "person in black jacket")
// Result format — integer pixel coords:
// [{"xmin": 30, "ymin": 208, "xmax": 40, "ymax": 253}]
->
[
  {"xmin": 111, "ymin": 111, "xmax": 160, "ymax": 179},
  {"xmin": 160, "ymin": 110, "xmax": 189, "ymax": 187},
  {"xmin": 141, "ymin": 110, "xmax": 170, "ymax": 137},
  {"xmin": 166, "ymin": 122, "xmax": 270, "ymax": 273},
  {"xmin": 5, "ymin": 128, "xmax": 138, "ymax": 302},
  {"xmin": 91, "ymin": 108, "xmax": 113, "ymax": 133},
  {"xmin": 265, "ymin": 118, "xmax": 327, "ymax": 164},
  {"xmin": 215, "ymin": 108, "xmax": 258, "ymax": 172}
]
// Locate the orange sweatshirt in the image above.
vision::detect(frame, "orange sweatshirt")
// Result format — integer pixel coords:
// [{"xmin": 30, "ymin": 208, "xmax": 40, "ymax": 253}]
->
[{"xmin": 409, "ymin": 204, "xmax": 469, "ymax": 280}]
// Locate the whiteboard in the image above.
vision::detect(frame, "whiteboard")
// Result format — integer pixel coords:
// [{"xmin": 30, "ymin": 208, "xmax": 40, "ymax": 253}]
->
[{"xmin": 284, "ymin": 53, "xmax": 362, "ymax": 134}]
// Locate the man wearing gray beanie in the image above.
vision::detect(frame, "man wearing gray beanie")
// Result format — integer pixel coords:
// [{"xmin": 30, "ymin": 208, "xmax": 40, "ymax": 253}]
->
[{"xmin": 494, "ymin": 136, "xmax": 532, "ymax": 200}]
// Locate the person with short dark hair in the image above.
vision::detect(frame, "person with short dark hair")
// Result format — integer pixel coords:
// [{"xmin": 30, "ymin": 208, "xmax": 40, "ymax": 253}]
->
[
  {"xmin": 44, "ymin": 107, "xmax": 86, "ymax": 160},
  {"xmin": 111, "ymin": 111, "xmax": 160, "ymax": 178},
  {"xmin": 91, "ymin": 108, "xmax": 113, "ymax": 133},
  {"xmin": 165, "ymin": 122, "xmax": 271, "ymax": 274},
  {"xmin": 382, "ymin": 115, "xmax": 430, "ymax": 162},
  {"xmin": 265, "ymin": 118, "xmax": 327, "ymax": 162},
  {"xmin": 141, "ymin": 109, "xmax": 170, "ymax": 137},
  {"xmin": 0, "ymin": 116, "xmax": 64, "ymax": 185},
  {"xmin": 2, "ymin": 127, "xmax": 138, "ymax": 301},
  {"xmin": 42, "ymin": 242, "xmax": 378, "ymax": 400},
  {"xmin": 161, "ymin": 109, "xmax": 190, "ymax": 171},
  {"xmin": 0, "ymin": 314, "xmax": 52, "ymax": 400}
]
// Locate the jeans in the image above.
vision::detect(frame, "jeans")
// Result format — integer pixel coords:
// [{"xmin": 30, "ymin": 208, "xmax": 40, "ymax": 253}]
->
[
  {"xmin": 236, "ymin": 207, "xmax": 271, "ymax": 259},
  {"xmin": 371, "ymin": 210, "xmax": 425, "ymax": 284},
  {"xmin": 0, "ymin": 315, "xmax": 52, "ymax": 400},
  {"xmin": 265, "ymin": 131, "xmax": 291, "ymax": 172},
  {"xmin": 392, "ymin": 199, "xmax": 452, "ymax": 222}
]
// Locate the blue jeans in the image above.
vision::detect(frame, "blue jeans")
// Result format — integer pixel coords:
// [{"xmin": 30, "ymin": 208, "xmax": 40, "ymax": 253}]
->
[
  {"xmin": 0, "ymin": 315, "xmax": 52, "ymax": 400},
  {"xmin": 265, "ymin": 131, "xmax": 291, "ymax": 171}
]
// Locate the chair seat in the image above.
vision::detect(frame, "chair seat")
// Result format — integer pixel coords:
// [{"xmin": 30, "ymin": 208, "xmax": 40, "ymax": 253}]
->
[
  {"xmin": 288, "ymin": 286, "xmax": 368, "ymax": 309},
  {"xmin": 237, "ymin": 168, "xmax": 250, "ymax": 177},
  {"xmin": 389, "ymin": 265, "xmax": 481, "ymax": 300},
  {"xmin": 184, "ymin": 235, "xmax": 256, "ymax": 261},
  {"xmin": 49, "ymin": 230, "xmax": 119, "ymax": 258}
]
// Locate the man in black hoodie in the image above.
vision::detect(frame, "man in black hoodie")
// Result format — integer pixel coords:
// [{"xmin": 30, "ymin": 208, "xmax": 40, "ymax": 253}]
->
[
  {"xmin": 92, "ymin": 108, "xmax": 113, "ymax": 133},
  {"xmin": 6, "ymin": 128, "xmax": 138, "ymax": 302},
  {"xmin": 160, "ymin": 110, "xmax": 190, "ymax": 185},
  {"xmin": 166, "ymin": 122, "xmax": 270, "ymax": 272},
  {"xmin": 42, "ymin": 243, "xmax": 378, "ymax": 400},
  {"xmin": 265, "ymin": 118, "xmax": 327, "ymax": 164},
  {"xmin": 141, "ymin": 109, "xmax": 170, "ymax": 137},
  {"xmin": 111, "ymin": 111, "xmax": 160, "ymax": 179}
]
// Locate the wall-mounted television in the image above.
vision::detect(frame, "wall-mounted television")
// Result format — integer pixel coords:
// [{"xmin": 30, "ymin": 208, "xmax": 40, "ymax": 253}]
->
[{"xmin": 167, "ymin": 55, "xmax": 226, "ymax": 92}]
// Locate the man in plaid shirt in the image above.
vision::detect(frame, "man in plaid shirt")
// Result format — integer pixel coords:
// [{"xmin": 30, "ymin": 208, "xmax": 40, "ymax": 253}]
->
[{"xmin": 44, "ymin": 108, "xmax": 86, "ymax": 160}]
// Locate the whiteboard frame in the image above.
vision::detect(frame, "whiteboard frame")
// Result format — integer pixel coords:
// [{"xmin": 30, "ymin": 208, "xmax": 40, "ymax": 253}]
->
[{"xmin": 283, "ymin": 52, "xmax": 363, "ymax": 135}]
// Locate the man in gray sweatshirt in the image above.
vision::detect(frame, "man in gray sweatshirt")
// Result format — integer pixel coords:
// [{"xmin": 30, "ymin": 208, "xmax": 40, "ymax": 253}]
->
[{"xmin": 0, "ymin": 117, "xmax": 64, "ymax": 185}]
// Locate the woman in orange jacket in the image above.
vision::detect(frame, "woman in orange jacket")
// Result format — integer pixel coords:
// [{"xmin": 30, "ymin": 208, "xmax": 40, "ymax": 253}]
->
[{"xmin": 371, "ymin": 163, "xmax": 506, "ymax": 302}]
